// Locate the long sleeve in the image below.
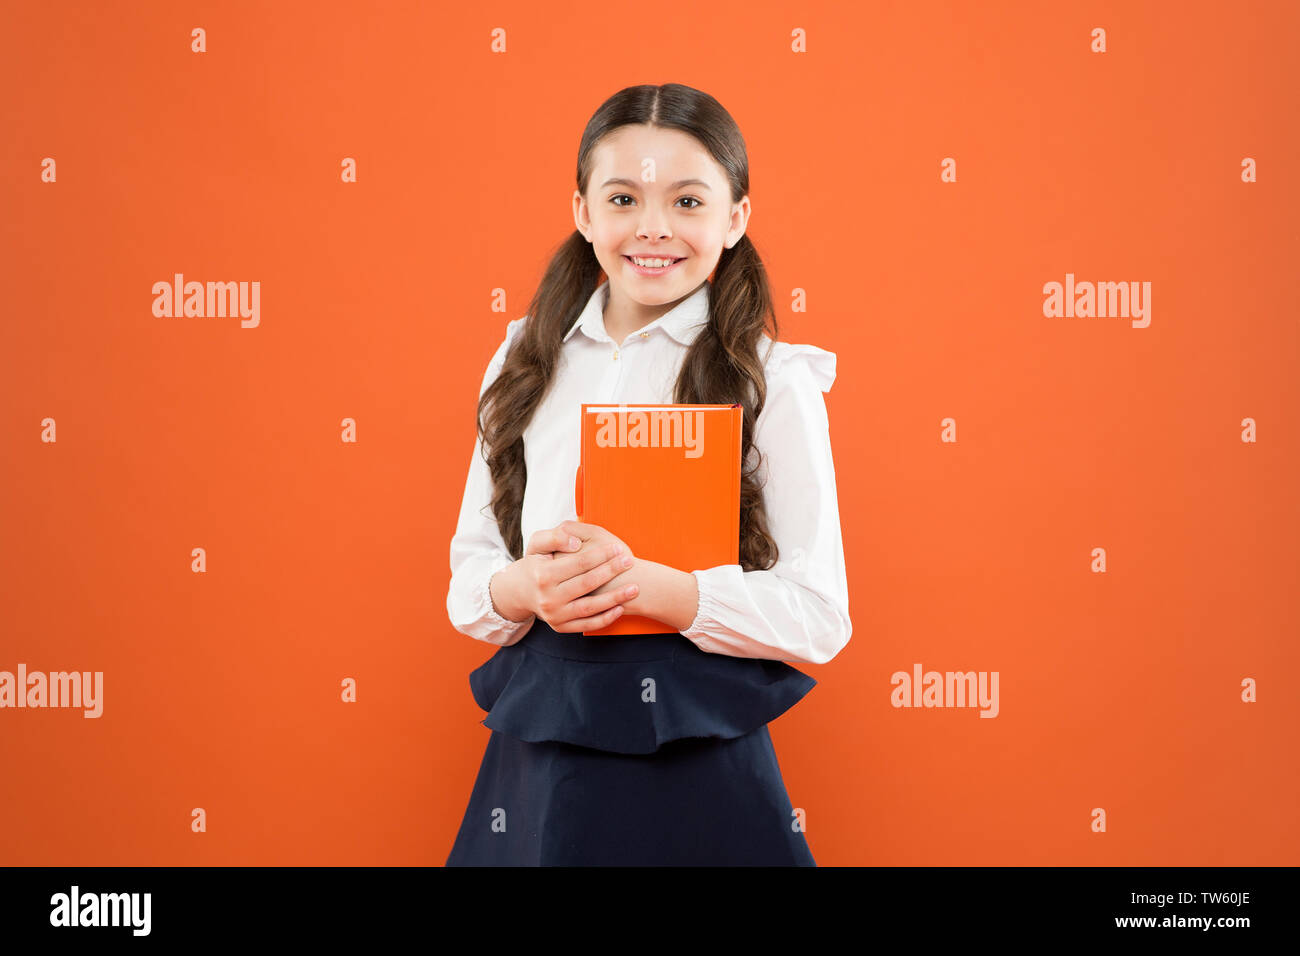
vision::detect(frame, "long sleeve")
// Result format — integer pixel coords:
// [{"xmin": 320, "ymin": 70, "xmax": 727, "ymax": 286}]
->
[
  {"xmin": 679, "ymin": 342, "xmax": 852, "ymax": 665},
  {"xmin": 445, "ymin": 316, "xmax": 537, "ymax": 646}
]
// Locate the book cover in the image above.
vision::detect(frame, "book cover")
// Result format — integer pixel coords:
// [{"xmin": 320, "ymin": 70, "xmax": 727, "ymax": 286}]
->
[{"xmin": 574, "ymin": 402, "xmax": 742, "ymax": 636}]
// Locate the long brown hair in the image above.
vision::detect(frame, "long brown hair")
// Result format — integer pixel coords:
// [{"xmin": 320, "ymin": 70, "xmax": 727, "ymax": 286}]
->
[{"xmin": 480, "ymin": 83, "xmax": 782, "ymax": 570}]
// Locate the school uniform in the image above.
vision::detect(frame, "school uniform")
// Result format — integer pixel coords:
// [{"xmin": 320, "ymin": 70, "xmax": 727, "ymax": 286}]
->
[{"xmin": 445, "ymin": 278, "xmax": 851, "ymax": 866}]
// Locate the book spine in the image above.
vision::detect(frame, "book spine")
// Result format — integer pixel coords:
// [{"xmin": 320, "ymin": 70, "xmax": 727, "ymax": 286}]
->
[{"xmin": 732, "ymin": 406, "xmax": 742, "ymax": 561}]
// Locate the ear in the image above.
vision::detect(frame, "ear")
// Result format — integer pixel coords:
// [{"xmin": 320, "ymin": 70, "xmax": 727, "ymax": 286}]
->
[
  {"xmin": 572, "ymin": 190, "xmax": 591, "ymax": 240},
  {"xmin": 725, "ymin": 195, "xmax": 751, "ymax": 249}
]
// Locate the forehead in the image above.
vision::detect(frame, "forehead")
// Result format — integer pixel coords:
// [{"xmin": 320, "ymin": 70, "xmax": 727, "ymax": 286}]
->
[{"xmin": 591, "ymin": 125, "xmax": 722, "ymax": 185}]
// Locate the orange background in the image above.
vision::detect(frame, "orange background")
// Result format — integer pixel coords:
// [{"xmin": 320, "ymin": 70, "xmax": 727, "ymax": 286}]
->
[{"xmin": 1, "ymin": 0, "xmax": 1296, "ymax": 865}]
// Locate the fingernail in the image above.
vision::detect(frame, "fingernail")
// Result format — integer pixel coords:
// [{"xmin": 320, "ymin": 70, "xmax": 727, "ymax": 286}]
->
[
  {"xmin": 621, "ymin": 556, "xmax": 633, "ymax": 569},
  {"xmin": 568, "ymin": 536, "xmax": 580, "ymax": 550}
]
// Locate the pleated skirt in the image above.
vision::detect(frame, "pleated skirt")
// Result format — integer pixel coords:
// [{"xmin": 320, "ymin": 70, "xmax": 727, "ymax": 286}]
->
[{"xmin": 445, "ymin": 618, "xmax": 818, "ymax": 867}]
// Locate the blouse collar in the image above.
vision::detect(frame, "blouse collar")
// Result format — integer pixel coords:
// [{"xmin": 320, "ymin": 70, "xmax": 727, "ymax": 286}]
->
[{"xmin": 562, "ymin": 279, "xmax": 710, "ymax": 346}]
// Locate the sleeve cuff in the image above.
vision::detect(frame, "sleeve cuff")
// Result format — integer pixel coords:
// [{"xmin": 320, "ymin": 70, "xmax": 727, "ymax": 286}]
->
[
  {"xmin": 679, "ymin": 568, "xmax": 720, "ymax": 653},
  {"xmin": 483, "ymin": 565, "xmax": 535, "ymax": 642}
]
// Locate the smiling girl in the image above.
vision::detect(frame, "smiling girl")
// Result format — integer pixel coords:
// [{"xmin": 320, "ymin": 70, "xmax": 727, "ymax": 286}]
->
[{"xmin": 445, "ymin": 83, "xmax": 852, "ymax": 866}]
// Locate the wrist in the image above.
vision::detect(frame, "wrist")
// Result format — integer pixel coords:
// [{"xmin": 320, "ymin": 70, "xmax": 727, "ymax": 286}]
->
[
  {"xmin": 634, "ymin": 559, "xmax": 699, "ymax": 633},
  {"xmin": 489, "ymin": 564, "xmax": 531, "ymax": 623}
]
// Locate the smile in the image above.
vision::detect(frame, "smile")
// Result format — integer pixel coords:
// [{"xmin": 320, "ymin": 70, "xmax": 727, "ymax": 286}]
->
[{"xmin": 623, "ymin": 255, "xmax": 685, "ymax": 276}]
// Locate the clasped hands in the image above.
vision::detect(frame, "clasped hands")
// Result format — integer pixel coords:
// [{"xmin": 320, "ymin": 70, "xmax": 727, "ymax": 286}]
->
[{"xmin": 488, "ymin": 520, "xmax": 647, "ymax": 634}]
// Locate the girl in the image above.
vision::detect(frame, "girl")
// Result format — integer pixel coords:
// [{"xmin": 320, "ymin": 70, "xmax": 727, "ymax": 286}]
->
[{"xmin": 445, "ymin": 83, "xmax": 851, "ymax": 866}]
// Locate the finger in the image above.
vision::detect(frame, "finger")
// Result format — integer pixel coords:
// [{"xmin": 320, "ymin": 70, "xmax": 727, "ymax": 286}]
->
[
  {"xmin": 549, "ymin": 525, "xmax": 582, "ymax": 553},
  {"xmin": 524, "ymin": 530, "xmax": 548, "ymax": 556},
  {"xmin": 527, "ymin": 526, "xmax": 581, "ymax": 556},
  {"xmin": 537, "ymin": 540, "xmax": 622, "ymax": 595},
  {"xmin": 586, "ymin": 581, "xmax": 639, "ymax": 610},
  {"xmin": 558, "ymin": 539, "xmax": 622, "ymax": 574},
  {"xmin": 557, "ymin": 521, "xmax": 607, "ymax": 541},
  {"xmin": 557, "ymin": 521, "xmax": 630, "ymax": 560},
  {"xmin": 551, "ymin": 602, "xmax": 626, "ymax": 634},
  {"xmin": 554, "ymin": 543, "xmax": 631, "ymax": 601}
]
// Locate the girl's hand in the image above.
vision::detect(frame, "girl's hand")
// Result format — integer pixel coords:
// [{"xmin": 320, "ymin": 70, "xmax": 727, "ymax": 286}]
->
[{"xmin": 490, "ymin": 521, "xmax": 640, "ymax": 633}]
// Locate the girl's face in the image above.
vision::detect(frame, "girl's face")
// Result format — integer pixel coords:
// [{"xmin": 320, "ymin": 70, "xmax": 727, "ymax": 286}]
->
[{"xmin": 573, "ymin": 124, "xmax": 749, "ymax": 315}]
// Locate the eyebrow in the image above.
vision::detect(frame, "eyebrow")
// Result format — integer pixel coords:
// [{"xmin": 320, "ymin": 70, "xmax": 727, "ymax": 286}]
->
[{"xmin": 599, "ymin": 177, "xmax": 713, "ymax": 191}]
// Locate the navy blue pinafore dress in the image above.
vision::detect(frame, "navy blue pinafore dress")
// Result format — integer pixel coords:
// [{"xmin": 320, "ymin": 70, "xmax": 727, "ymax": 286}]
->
[{"xmin": 445, "ymin": 617, "xmax": 818, "ymax": 866}]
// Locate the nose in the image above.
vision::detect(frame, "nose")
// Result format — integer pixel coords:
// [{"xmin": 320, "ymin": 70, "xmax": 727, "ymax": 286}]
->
[{"xmin": 636, "ymin": 208, "xmax": 671, "ymax": 240}]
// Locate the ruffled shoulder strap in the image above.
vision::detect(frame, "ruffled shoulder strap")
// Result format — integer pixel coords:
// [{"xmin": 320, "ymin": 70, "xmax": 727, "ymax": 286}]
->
[
  {"xmin": 480, "ymin": 316, "xmax": 528, "ymax": 396},
  {"xmin": 498, "ymin": 315, "xmax": 527, "ymax": 361},
  {"xmin": 761, "ymin": 339, "xmax": 837, "ymax": 393}
]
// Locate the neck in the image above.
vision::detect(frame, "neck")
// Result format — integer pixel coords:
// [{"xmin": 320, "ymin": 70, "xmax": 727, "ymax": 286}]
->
[{"xmin": 603, "ymin": 281, "xmax": 704, "ymax": 343}]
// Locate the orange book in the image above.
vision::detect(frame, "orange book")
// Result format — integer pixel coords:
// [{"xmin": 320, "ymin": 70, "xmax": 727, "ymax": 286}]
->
[{"xmin": 574, "ymin": 402, "xmax": 743, "ymax": 635}]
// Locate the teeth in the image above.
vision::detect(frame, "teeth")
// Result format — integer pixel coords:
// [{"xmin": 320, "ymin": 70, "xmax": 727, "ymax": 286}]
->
[{"xmin": 630, "ymin": 256, "xmax": 678, "ymax": 268}]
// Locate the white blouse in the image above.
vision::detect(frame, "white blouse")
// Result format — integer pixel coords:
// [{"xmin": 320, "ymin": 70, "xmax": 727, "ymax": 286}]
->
[{"xmin": 445, "ymin": 279, "xmax": 852, "ymax": 664}]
